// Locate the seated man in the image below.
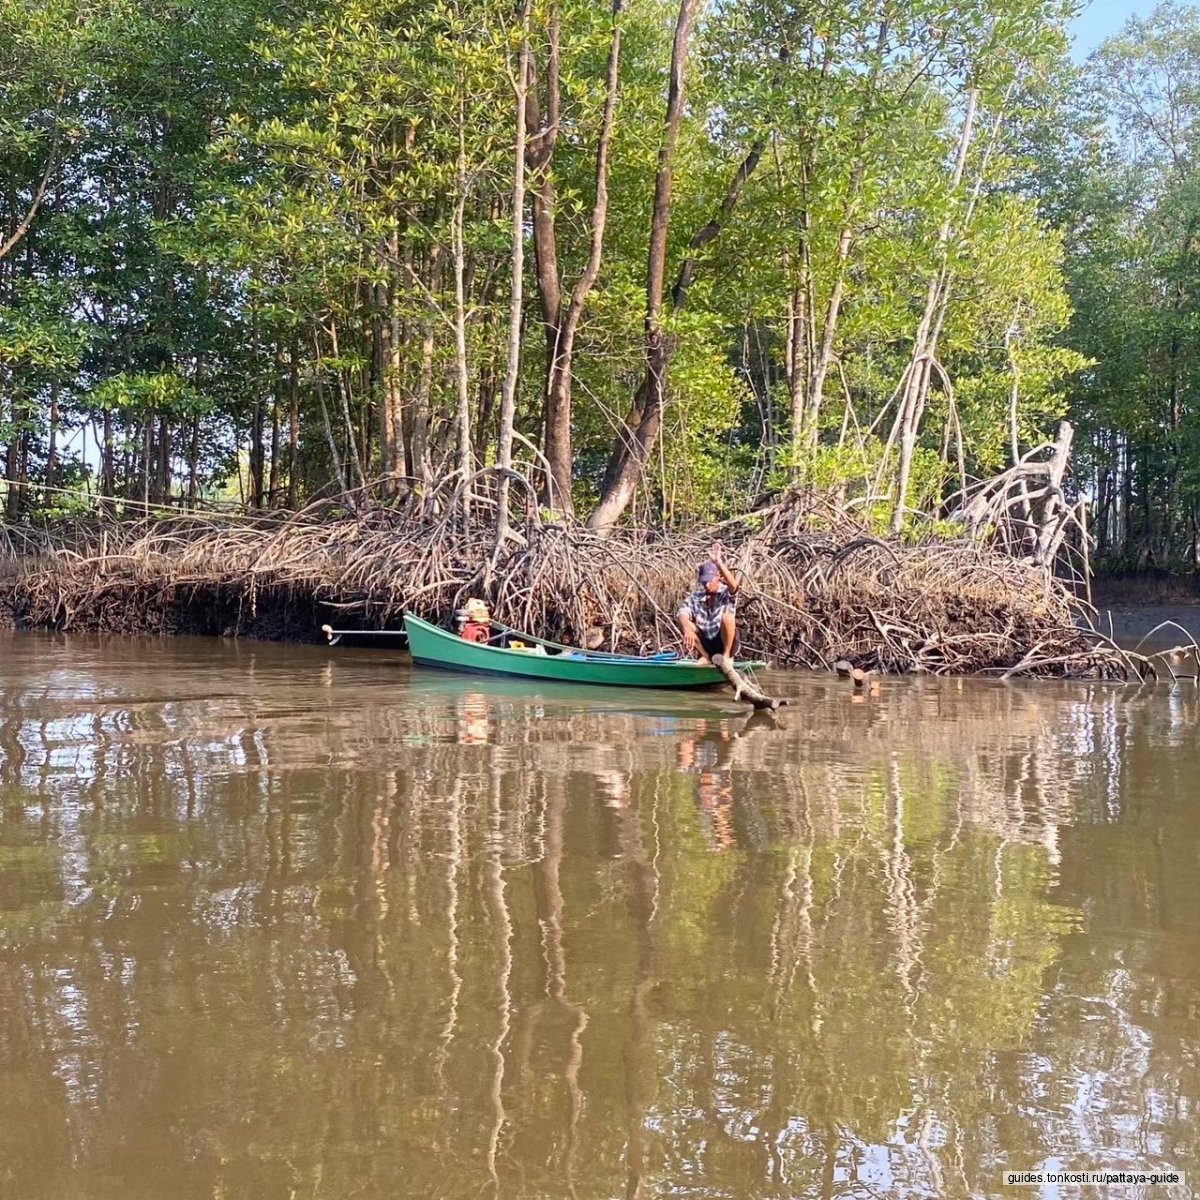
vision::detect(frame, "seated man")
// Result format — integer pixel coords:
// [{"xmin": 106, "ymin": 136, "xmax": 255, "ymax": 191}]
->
[
  {"xmin": 677, "ymin": 543, "xmax": 740, "ymax": 665},
  {"xmin": 457, "ymin": 598, "xmax": 492, "ymax": 644}
]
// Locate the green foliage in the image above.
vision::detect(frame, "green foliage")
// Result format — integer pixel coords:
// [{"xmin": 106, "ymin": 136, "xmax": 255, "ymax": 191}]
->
[
  {"xmin": 1037, "ymin": 1, "xmax": 1200, "ymax": 566},
  {"xmin": 90, "ymin": 371, "xmax": 214, "ymax": 418},
  {"xmin": 0, "ymin": 299, "xmax": 88, "ymax": 375},
  {"xmin": 0, "ymin": 0, "xmax": 1115, "ymax": 535}
]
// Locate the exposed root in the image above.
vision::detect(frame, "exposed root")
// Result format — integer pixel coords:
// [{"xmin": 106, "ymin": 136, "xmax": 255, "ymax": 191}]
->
[{"xmin": 0, "ymin": 493, "xmax": 1143, "ymax": 678}]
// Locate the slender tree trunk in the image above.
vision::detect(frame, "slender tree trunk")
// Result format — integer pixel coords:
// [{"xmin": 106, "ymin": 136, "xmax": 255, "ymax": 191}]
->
[
  {"xmin": 358, "ymin": 353, "xmax": 371, "ymax": 482},
  {"xmin": 45, "ymin": 380, "xmax": 59, "ymax": 502},
  {"xmin": 187, "ymin": 414, "xmax": 200, "ymax": 507},
  {"xmin": 1141, "ymin": 449, "xmax": 1153, "ymax": 564},
  {"xmin": 410, "ymin": 314, "xmax": 435, "ymax": 487},
  {"xmin": 785, "ymin": 276, "xmax": 806, "ymax": 453},
  {"xmin": 1033, "ymin": 421, "xmax": 1074, "ymax": 566},
  {"xmin": 495, "ymin": 3, "xmax": 532, "ymax": 547},
  {"xmin": 1005, "ymin": 317, "xmax": 1034, "ymax": 543},
  {"xmin": 268, "ymin": 342, "xmax": 282, "ymax": 506},
  {"xmin": 586, "ymin": 0, "xmax": 700, "ymax": 534},
  {"xmin": 532, "ymin": 0, "xmax": 625, "ymax": 517},
  {"xmin": 314, "ymin": 333, "xmax": 348, "ymax": 494},
  {"xmin": 528, "ymin": 6, "xmax": 563, "ymax": 464},
  {"xmin": 250, "ymin": 392, "xmax": 265, "ymax": 508},
  {"xmin": 16, "ymin": 426, "xmax": 30, "ymax": 517},
  {"xmin": 380, "ymin": 226, "xmax": 406, "ymax": 496},
  {"xmin": 801, "ymin": 163, "xmax": 862, "ymax": 453},
  {"xmin": 142, "ymin": 418, "xmax": 151, "ymax": 511},
  {"xmin": 587, "ymin": 142, "xmax": 762, "ymax": 533},
  {"xmin": 328, "ymin": 319, "xmax": 365, "ymax": 491},
  {"xmin": 288, "ymin": 335, "xmax": 300, "ymax": 508},
  {"xmin": 587, "ymin": 0, "xmax": 768, "ymax": 534},
  {"xmin": 798, "ymin": 18, "xmax": 887, "ymax": 458},
  {"xmin": 1096, "ymin": 463, "xmax": 1110, "ymax": 560},
  {"xmin": 157, "ymin": 414, "xmax": 171, "ymax": 505},
  {"xmin": 888, "ymin": 87, "xmax": 979, "ymax": 535},
  {"xmin": 371, "ymin": 273, "xmax": 388, "ymax": 487},
  {"xmin": 1122, "ymin": 436, "xmax": 1133, "ymax": 560},
  {"xmin": 452, "ymin": 121, "xmax": 473, "ymax": 517}
]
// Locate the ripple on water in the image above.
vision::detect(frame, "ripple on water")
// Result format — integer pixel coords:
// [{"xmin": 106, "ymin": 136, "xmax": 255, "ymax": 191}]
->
[{"xmin": 0, "ymin": 630, "xmax": 1198, "ymax": 1199}]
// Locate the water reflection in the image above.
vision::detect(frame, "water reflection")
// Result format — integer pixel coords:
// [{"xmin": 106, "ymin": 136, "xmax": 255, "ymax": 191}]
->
[{"xmin": 0, "ymin": 631, "xmax": 1198, "ymax": 1199}]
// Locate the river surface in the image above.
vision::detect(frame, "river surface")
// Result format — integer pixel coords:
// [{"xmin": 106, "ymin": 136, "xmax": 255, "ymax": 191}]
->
[{"xmin": 1, "ymin": 631, "xmax": 1197, "ymax": 1200}]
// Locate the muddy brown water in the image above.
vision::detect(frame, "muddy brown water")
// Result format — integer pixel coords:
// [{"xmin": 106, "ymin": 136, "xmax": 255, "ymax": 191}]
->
[{"xmin": 1, "ymin": 631, "xmax": 1197, "ymax": 1199}]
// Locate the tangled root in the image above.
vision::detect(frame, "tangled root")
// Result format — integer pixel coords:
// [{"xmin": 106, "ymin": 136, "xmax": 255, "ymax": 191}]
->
[{"xmin": 0, "ymin": 494, "xmax": 1152, "ymax": 679}]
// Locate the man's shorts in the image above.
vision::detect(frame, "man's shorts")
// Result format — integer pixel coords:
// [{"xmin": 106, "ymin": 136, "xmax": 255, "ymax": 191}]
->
[{"xmin": 698, "ymin": 629, "xmax": 741, "ymax": 659}]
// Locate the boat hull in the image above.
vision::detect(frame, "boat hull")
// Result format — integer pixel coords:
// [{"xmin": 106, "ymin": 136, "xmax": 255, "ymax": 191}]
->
[{"xmin": 403, "ymin": 614, "xmax": 760, "ymax": 690}]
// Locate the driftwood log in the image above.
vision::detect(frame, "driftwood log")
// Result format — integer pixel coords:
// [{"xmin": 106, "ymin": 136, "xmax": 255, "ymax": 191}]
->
[{"xmin": 712, "ymin": 654, "xmax": 789, "ymax": 710}]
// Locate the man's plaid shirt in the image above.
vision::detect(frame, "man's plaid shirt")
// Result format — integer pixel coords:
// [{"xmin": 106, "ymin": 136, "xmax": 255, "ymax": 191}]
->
[{"xmin": 678, "ymin": 585, "xmax": 735, "ymax": 640}]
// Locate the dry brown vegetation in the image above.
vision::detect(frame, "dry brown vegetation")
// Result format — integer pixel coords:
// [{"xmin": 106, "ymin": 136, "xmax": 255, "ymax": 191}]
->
[{"xmin": 1, "ymin": 490, "xmax": 1178, "ymax": 681}]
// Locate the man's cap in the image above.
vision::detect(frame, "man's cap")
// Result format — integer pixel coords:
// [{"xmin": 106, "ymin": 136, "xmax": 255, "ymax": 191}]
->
[{"xmin": 697, "ymin": 562, "xmax": 720, "ymax": 583}]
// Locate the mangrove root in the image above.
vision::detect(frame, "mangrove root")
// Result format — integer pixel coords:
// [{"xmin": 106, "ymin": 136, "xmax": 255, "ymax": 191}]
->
[{"xmin": 0, "ymin": 491, "xmax": 1139, "ymax": 679}]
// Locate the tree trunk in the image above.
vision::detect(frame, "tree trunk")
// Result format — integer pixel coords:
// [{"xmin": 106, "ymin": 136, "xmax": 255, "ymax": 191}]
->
[
  {"xmin": 495, "ymin": 3, "xmax": 532, "ymax": 547},
  {"xmin": 101, "ymin": 409, "xmax": 114, "ymax": 500},
  {"xmin": 268, "ymin": 343, "xmax": 282, "ymax": 506},
  {"xmin": 188, "ymin": 414, "xmax": 200, "ymax": 507},
  {"xmin": 586, "ymin": 0, "xmax": 700, "ymax": 534},
  {"xmin": 410, "ymin": 316, "xmax": 435, "ymax": 487},
  {"xmin": 288, "ymin": 335, "xmax": 300, "ymax": 508},
  {"xmin": 801, "ymin": 161, "xmax": 863, "ymax": 454},
  {"xmin": 379, "ymin": 227, "xmax": 406, "ymax": 496},
  {"xmin": 587, "ymin": 133, "xmax": 762, "ymax": 534},
  {"xmin": 1122, "ymin": 436, "xmax": 1133, "ymax": 560},
  {"xmin": 785, "ymin": 277, "xmax": 807, "ymax": 457},
  {"xmin": 888, "ymin": 87, "xmax": 979, "ymax": 535},
  {"xmin": 327, "ymin": 319, "xmax": 365, "ymax": 491},
  {"xmin": 452, "ymin": 121, "xmax": 473, "ymax": 518},
  {"xmin": 797, "ymin": 18, "xmax": 887, "ymax": 459},
  {"xmin": 157, "ymin": 414, "xmax": 171, "ymax": 505},
  {"xmin": 531, "ymin": 0, "xmax": 625, "ymax": 517},
  {"xmin": 142, "ymin": 417, "xmax": 151, "ymax": 511},
  {"xmin": 45, "ymin": 380, "xmax": 59, "ymax": 502},
  {"xmin": 314, "ymin": 334, "xmax": 348, "ymax": 494},
  {"xmin": 1033, "ymin": 421, "xmax": 1074, "ymax": 566},
  {"xmin": 250, "ymin": 389, "xmax": 265, "ymax": 508}
]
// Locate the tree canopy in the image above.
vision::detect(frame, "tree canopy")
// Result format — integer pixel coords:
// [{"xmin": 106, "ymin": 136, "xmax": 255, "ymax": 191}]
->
[{"xmin": 0, "ymin": 0, "xmax": 1192, "ymax": 563}]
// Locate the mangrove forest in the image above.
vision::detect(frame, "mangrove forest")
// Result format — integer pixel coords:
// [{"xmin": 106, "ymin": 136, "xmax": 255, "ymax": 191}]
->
[{"xmin": 3, "ymin": 0, "xmax": 1200, "ymax": 668}]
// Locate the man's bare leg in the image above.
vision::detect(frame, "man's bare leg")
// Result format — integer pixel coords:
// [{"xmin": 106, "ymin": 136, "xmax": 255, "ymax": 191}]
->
[
  {"xmin": 679, "ymin": 615, "xmax": 709, "ymax": 664},
  {"xmin": 718, "ymin": 610, "xmax": 736, "ymax": 660}
]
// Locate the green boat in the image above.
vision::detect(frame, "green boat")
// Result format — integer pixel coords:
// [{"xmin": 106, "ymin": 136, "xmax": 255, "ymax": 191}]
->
[{"xmin": 402, "ymin": 613, "xmax": 764, "ymax": 690}]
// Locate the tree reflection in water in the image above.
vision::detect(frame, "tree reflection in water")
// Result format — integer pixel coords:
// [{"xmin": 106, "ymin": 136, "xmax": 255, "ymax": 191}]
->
[{"xmin": 0, "ymin": 634, "xmax": 1198, "ymax": 1198}]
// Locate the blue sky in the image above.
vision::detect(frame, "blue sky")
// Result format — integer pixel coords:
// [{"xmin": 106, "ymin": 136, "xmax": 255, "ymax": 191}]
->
[{"xmin": 1070, "ymin": 0, "xmax": 1198, "ymax": 59}]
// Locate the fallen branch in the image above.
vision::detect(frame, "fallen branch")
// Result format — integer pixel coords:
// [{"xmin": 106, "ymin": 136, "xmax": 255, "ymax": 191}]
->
[{"xmin": 712, "ymin": 654, "xmax": 789, "ymax": 710}]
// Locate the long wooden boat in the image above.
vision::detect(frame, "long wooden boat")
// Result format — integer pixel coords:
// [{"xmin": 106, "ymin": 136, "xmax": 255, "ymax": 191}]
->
[{"xmin": 403, "ymin": 613, "xmax": 764, "ymax": 689}]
